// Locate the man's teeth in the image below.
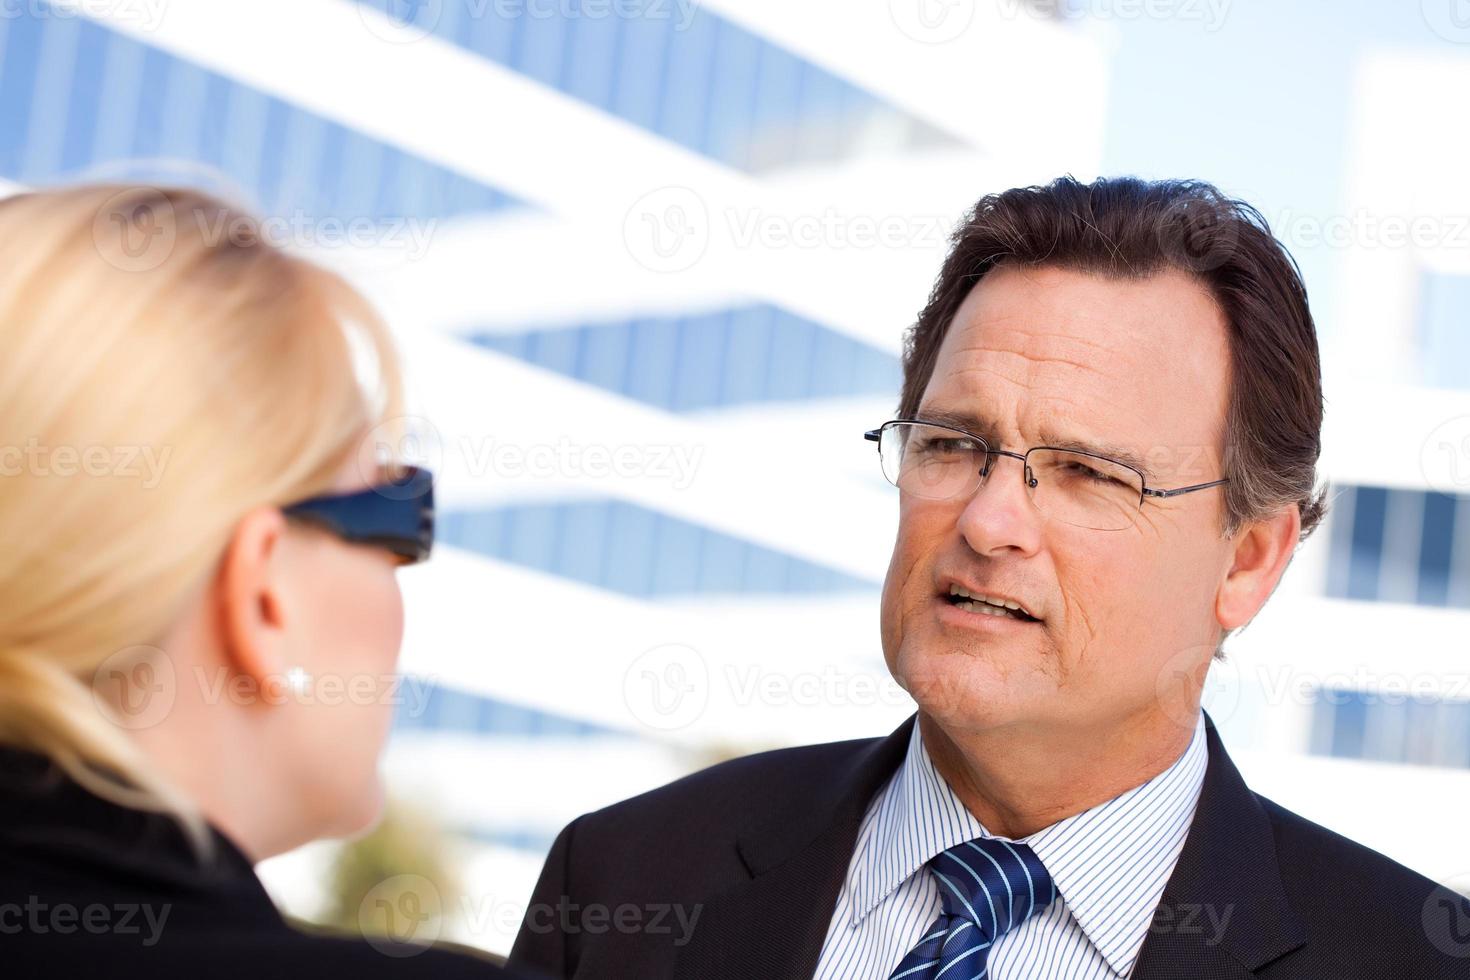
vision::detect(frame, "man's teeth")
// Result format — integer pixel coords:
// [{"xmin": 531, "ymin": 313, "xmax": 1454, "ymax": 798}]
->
[{"xmin": 948, "ymin": 585, "xmax": 1033, "ymax": 620}]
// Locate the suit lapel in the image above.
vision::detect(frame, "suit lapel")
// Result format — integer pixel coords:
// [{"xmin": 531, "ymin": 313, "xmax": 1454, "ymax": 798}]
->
[
  {"xmin": 1130, "ymin": 711, "xmax": 1307, "ymax": 979},
  {"xmin": 673, "ymin": 710, "xmax": 1309, "ymax": 979},
  {"xmin": 672, "ymin": 717, "xmax": 916, "ymax": 980}
]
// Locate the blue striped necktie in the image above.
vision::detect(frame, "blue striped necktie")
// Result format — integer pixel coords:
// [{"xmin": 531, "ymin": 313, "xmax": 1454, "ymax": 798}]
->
[{"xmin": 888, "ymin": 837, "xmax": 1057, "ymax": 980}]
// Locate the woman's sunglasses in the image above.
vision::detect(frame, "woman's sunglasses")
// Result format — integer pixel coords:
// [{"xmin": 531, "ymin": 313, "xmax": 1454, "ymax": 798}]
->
[{"xmin": 281, "ymin": 466, "xmax": 435, "ymax": 565}]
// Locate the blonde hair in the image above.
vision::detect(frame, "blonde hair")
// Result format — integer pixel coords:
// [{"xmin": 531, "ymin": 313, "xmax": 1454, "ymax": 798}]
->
[{"xmin": 0, "ymin": 184, "xmax": 404, "ymax": 842}]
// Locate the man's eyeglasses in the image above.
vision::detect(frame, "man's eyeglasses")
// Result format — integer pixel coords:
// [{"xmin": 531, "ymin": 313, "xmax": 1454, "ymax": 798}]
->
[
  {"xmin": 281, "ymin": 466, "xmax": 435, "ymax": 564},
  {"xmin": 864, "ymin": 421, "xmax": 1228, "ymax": 531}
]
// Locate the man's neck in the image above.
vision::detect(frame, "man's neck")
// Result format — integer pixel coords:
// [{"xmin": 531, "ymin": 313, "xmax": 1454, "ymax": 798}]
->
[{"xmin": 918, "ymin": 708, "xmax": 1198, "ymax": 839}]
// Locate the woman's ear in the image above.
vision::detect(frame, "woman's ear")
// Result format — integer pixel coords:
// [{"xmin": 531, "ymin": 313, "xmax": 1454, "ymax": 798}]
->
[
  {"xmin": 216, "ymin": 507, "xmax": 293, "ymax": 694},
  {"xmin": 1216, "ymin": 504, "xmax": 1302, "ymax": 632}
]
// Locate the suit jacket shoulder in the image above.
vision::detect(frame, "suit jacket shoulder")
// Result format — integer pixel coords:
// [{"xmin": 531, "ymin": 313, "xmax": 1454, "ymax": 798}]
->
[
  {"xmin": 1252, "ymin": 792, "xmax": 1467, "ymax": 977},
  {"xmin": 508, "ymin": 726, "xmax": 909, "ymax": 979},
  {"xmin": 512, "ymin": 716, "xmax": 1470, "ymax": 980}
]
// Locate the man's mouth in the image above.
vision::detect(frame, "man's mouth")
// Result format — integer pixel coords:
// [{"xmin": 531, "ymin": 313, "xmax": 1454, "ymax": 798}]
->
[{"xmin": 944, "ymin": 584, "xmax": 1041, "ymax": 623}]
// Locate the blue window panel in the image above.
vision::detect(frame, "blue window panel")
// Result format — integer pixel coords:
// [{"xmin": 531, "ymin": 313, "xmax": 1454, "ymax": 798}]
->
[
  {"xmin": 127, "ymin": 43, "xmax": 176, "ymax": 164},
  {"xmin": 528, "ymin": 324, "xmax": 583, "ymax": 378},
  {"xmin": 461, "ymin": 0, "xmax": 518, "ymax": 63},
  {"xmin": 20, "ymin": 12, "xmax": 80, "ymax": 180},
  {"xmin": 332, "ymin": 125, "xmax": 389, "ymax": 218},
  {"xmin": 440, "ymin": 507, "xmax": 508, "ymax": 557},
  {"xmin": 59, "ymin": 19, "xmax": 110, "ymax": 174},
  {"xmin": 194, "ymin": 68, "xmax": 234, "ymax": 174},
  {"xmin": 856, "ymin": 341, "xmax": 903, "ymax": 394},
  {"xmin": 467, "ymin": 304, "xmax": 899, "ymax": 411},
  {"xmin": 0, "ymin": 13, "xmax": 44, "ymax": 174},
  {"xmin": 748, "ymin": 41, "xmax": 803, "ymax": 168},
  {"xmin": 1403, "ymin": 698, "xmax": 1443, "ymax": 766},
  {"xmin": 1442, "ymin": 703, "xmax": 1470, "ymax": 769},
  {"xmin": 577, "ymin": 319, "xmax": 634, "ymax": 394},
  {"xmin": 254, "ymin": 99, "xmax": 293, "ymax": 215},
  {"xmin": 609, "ymin": 11, "xmax": 668, "ymax": 133},
  {"xmin": 350, "ymin": 1, "xmax": 925, "ymax": 172},
  {"xmin": 505, "ymin": 502, "xmax": 561, "ymax": 574},
  {"xmin": 440, "ymin": 686, "xmax": 481, "ymax": 730},
  {"xmin": 441, "ymin": 499, "xmax": 877, "ymax": 597},
  {"xmin": 625, "ymin": 316, "xmax": 680, "ymax": 407},
  {"xmin": 669, "ymin": 312, "xmax": 727, "ymax": 411},
  {"xmin": 742, "ymin": 546, "xmax": 790, "ymax": 593},
  {"xmin": 648, "ymin": 516, "xmax": 702, "ymax": 594},
  {"xmin": 563, "ymin": 5, "xmax": 622, "ymax": 111},
  {"xmin": 0, "ymin": 10, "xmax": 523, "ymax": 224},
  {"xmin": 793, "ymin": 61, "xmax": 848, "ymax": 164},
  {"xmin": 273, "ymin": 108, "xmax": 330, "ymax": 218},
  {"xmin": 657, "ymin": 11, "xmax": 717, "ymax": 151},
  {"xmin": 765, "ymin": 310, "xmax": 818, "ymax": 401},
  {"xmin": 810, "ymin": 318, "xmax": 861, "ymax": 399},
  {"xmin": 1419, "ymin": 491, "xmax": 1458, "ymax": 607},
  {"xmin": 602, "ymin": 500, "xmax": 658, "ymax": 594},
  {"xmin": 554, "ymin": 500, "xmax": 611, "ymax": 586},
  {"xmin": 475, "ymin": 330, "xmax": 535, "ymax": 363},
  {"xmin": 89, "ymin": 24, "xmax": 146, "ymax": 165},
  {"xmin": 376, "ymin": 149, "xmax": 418, "ymax": 220},
  {"xmin": 219, "ymin": 82, "xmax": 271, "ymax": 202},
  {"xmin": 515, "ymin": 4, "xmax": 571, "ymax": 90},
  {"xmin": 1345, "ymin": 486, "xmax": 1387, "ymax": 601},
  {"xmin": 1419, "ymin": 272, "xmax": 1470, "ymax": 389},
  {"xmin": 395, "ymin": 679, "xmax": 625, "ymax": 737},
  {"xmin": 1323, "ymin": 485, "xmax": 1356, "ymax": 599},
  {"xmin": 720, "ymin": 306, "xmax": 777, "ymax": 405},
  {"xmin": 1327, "ymin": 689, "xmax": 1367, "ymax": 760},
  {"xmin": 154, "ymin": 57, "xmax": 212, "ymax": 167},
  {"xmin": 1307, "ymin": 694, "xmax": 1337, "ymax": 756},
  {"xmin": 704, "ymin": 21, "xmax": 761, "ymax": 166},
  {"xmin": 697, "ymin": 527, "xmax": 748, "ymax": 593}
]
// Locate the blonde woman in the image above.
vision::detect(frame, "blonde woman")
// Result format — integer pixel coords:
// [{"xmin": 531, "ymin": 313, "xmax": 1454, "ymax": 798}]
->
[{"xmin": 0, "ymin": 185, "xmax": 516, "ymax": 977}]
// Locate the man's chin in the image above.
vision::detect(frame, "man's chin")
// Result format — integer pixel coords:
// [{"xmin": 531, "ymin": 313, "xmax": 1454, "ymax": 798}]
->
[{"xmin": 896, "ymin": 648, "xmax": 1044, "ymax": 731}]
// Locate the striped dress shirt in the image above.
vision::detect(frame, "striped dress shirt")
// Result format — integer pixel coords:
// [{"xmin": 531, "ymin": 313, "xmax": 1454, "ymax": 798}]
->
[{"xmin": 813, "ymin": 710, "xmax": 1209, "ymax": 980}]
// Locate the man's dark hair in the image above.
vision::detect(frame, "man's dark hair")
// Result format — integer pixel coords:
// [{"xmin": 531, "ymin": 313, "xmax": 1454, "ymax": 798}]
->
[{"xmin": 900, "ymin": 175, "xmax": 1328, "ymax": 543}]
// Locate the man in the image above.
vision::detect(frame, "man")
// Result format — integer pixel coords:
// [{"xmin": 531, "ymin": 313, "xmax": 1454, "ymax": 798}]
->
[{"xmin": 508, "ymin": 177, "xmax": 1469, "ymax": 979}]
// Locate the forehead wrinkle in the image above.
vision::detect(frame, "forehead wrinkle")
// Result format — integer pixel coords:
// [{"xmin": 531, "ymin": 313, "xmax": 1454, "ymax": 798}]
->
[{"xmin": 921, "ymin": 370, "xmax": 1154, "ymax": 474}]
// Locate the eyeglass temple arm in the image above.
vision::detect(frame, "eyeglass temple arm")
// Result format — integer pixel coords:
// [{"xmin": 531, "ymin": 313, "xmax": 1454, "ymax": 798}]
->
[
  {"xmin": 864, "ymin": 430, "xmax": 882, "ymax": 443},
  {"xmin": 1143, "ymin": 478, "xmax": 1230, "ymax": 499}
]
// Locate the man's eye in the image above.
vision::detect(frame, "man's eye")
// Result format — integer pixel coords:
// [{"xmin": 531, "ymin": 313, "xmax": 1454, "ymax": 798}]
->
[
  {"xmin": 918, "ymin": 438, "xmax": 977, "ymax": 454},
  {"xmin": 1063, "ymin": 461, "xmax": 1121, "ymax": 485}
]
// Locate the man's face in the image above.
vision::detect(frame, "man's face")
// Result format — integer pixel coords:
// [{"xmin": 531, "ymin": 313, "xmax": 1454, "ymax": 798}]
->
[{"xmin": 881, "ymin": 264, "xmax": 1236, "ymax": 738}]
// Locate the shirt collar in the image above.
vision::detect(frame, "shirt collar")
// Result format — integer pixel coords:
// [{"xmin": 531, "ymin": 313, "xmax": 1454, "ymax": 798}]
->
[{"xmin": 850, "ymin": 710, "xmax": 1209, "ymax": 978}]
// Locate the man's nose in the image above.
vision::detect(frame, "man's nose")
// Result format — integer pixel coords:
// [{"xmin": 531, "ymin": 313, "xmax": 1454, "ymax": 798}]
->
[{"xmin": 956, "ymin": 452, "xmax": 1045, "ymax": 557}]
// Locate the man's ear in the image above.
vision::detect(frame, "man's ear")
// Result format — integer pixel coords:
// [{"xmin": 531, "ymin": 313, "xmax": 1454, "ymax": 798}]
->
[
  {"xmin": 1216, "ymin": 504, "xmax": 1302, "ymax": 632},
  {"xmin": 216, "ymin": 507, "xmax": 292, "ymax": 692}
]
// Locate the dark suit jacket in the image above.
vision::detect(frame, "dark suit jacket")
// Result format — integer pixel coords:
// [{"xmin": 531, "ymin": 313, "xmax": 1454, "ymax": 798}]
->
[
  {"xmin": 0, "ymin": 747, "xmax": 519, "ymax": 978},
  {"xmin": 508, "ymin": 712, "xmax": 1470, "ymax": 979}
]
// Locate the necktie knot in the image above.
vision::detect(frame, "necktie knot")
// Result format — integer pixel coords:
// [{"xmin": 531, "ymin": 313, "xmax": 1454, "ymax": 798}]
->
[
  {"xmin": 929, "ymin": 837, "xmax": 1056, "ymax": 943},
  {"xmin": 887, "ymin": 837, "xmax": 1056, "ymax": 980}
]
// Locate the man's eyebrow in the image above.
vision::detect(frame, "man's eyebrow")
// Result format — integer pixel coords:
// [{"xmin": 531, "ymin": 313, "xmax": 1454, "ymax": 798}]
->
[
  {"xmin": 912, "ymin": 407, "xmax": 1001, "ymax": 443},
  {"xmin": 913, "ymin": 406, "xmax": 1150, "ymax": 474}
]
